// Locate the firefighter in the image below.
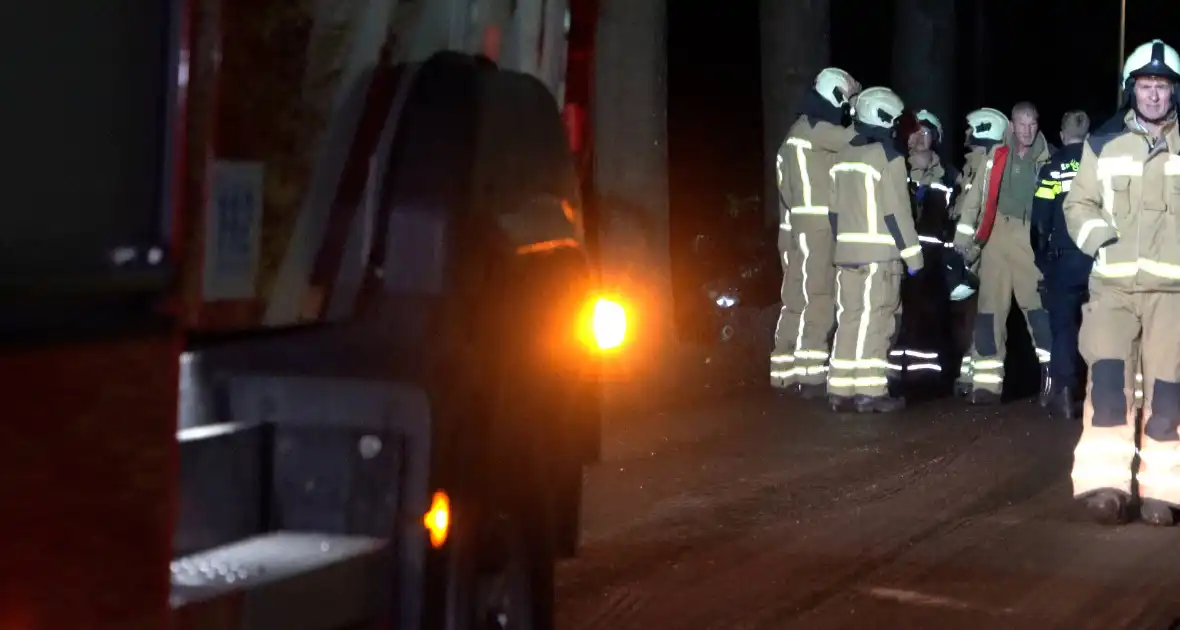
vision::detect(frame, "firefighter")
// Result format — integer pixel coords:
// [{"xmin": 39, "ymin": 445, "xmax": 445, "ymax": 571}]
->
[
  {"xmin": 772, "ymin": 68, "xmax": 862, "ymax": 399},
  {"xmin": 1066, "ymin": 39, "xmax": 1180, "ymax": 526},
  {"xmin": 1030, "ymin": 110, "xmax": 1092, "ymax": 420},
  {"xmin": 827, "ymin": 86, "xmax": 923, "ymax": 413},
  {"xmin": 890, "ymin": 108, "xmax": 959, "ymax": 393},
  {"xmin": 951, "ymin": 102, "xmax": 1053, "ymax": 405},
  {"xmin": 950, "ymin": 108, "xmax": 1009, "ymax": 397}
]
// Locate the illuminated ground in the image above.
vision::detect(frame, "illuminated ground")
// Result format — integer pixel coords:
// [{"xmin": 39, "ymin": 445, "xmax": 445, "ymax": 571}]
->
[{"xmin": 557, "ymin": 389, "xmax": 1180, "ymax": 630}]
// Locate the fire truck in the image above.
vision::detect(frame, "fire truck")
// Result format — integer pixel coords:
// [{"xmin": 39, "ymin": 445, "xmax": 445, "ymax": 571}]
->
[{"xmin": 0, "ymin": 0, "xmax": 612, "ymax": 628}]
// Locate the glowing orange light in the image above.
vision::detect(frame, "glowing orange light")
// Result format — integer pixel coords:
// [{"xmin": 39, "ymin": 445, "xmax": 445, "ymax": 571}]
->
[
  {"xmin": 590, "ymin": 297, "xmax": 627, "ymax": 350},
  {"xmin": 423, "ymin": 491, "xmax": 450, "ymax": 549}
]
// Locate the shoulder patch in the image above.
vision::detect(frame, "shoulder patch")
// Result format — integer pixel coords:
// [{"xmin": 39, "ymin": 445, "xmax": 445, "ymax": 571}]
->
[{"xmin": 1087, "ymin": 132, "xmax": 1119, "ymax": 156}]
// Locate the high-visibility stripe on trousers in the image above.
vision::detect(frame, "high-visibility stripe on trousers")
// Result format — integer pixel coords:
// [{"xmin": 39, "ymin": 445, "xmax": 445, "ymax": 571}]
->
[
  {"xmin": 771, "ymin": 222, "xmax": 799, "ymax": 386},
  {"xmin": 828, "ymin": 260, "xmax": 902, "ymax": 397},
  {"xmin": 1073, "ymin": 289, "xmax": 1180, "ymax": 505},
  {"xmin": 772, "ymin": 226, "xmax": 836, "ymax": 386},
  {"xmin": 970, "ymin": 217, "xmax": 1052, "ymax": 394}
]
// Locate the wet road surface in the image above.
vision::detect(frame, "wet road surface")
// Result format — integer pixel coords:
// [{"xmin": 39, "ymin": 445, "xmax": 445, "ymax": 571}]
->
[{"xmin": 557, "ymin": 391, "xmax": 1180, "ymax": 630}]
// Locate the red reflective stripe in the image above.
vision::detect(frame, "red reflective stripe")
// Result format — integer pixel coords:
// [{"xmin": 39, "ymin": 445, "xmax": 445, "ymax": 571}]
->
[
  {"xmin": 563, "ymin": 104, "xmax": 584, "ymax": 153},
  {"xmin": 974, "ymin": 146, "xmax": 1009, "ymax": 243}
]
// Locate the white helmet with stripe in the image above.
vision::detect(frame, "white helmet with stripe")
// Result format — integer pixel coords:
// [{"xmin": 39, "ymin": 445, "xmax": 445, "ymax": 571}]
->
[
  {"xmin": 1123, "ymin": 39, "xmax": 1180, "ymax": 85},
  {"xmin": 852, "ymin": 87, "xmax": 904, "ymax": 129},
  {"xmin": 965, "ymin": 108, "xmax": 1008, "ymax": 143},
  {"xmin": 813, "ymin": 67, "xmax": 861, "ymax": 109},
  {"xmin": 916, "ymin": 109, "xmax": 943, "ymax": 142}
]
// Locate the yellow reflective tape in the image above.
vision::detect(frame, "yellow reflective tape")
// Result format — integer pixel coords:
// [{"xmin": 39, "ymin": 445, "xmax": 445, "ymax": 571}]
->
[{"xmin": 1034, "ymin": 186, "xmax": 1057, "ymax": 199}]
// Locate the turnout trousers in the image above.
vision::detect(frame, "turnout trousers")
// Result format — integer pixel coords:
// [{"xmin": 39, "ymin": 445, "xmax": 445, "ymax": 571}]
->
[
  {"xmin": 828, "ymin": 261, "xmax": 902, "ymax": 398},
  {"xmin": 891, "ymin": 242, "xmax": 952, "ymax": 384},
  {"xmin": 971, "ymin": 217, "xmax": 1052, "ymax": 394},
  {"xmin": 953, "ymin": 297, "xmax": 977, "ymax": 388},
  {"xmin": 772, "ymin": 223, "xmax": 836, "ymax": 387},
  {"xmin": 1072, "ymin": 287, "xmax": 1180, "ymax": 505}
]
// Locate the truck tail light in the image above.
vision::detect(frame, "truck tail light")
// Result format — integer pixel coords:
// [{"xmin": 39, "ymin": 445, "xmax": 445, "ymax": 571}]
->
[{"xmin": 424, "ymin": 491, "xmax": 451, "ymax": 549}]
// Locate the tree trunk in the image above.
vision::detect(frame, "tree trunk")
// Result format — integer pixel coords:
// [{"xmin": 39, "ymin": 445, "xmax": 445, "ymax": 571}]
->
[
  {"xmin": 759, "ymin": 0, "xmax": 830, "ymax": 227},
  {"xmin": 592, "ymin": 0, "xmax": 670, "ymax": 321},
  {"xmin": 891, "ymin": 0, "xmax": 955, "ymax": 145}
]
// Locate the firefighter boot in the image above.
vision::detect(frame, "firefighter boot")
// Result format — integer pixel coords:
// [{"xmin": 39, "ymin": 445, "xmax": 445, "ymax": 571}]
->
[
  {"xmin": 954, "ymin": 355, "xmax": 973, "ymax": 397},
  {"xmin": 1140, "ymin": 499, "xmax": 1176, "ymax": 527},
  {"xmin": 967, "ymin": 388, "xmax": 1001, "ymax": 406},
  {"xmin": 798, "ymin": 383, "xmax": 826, "ymax": 401},
  {"xmin": 1038, "ymin": 366, "xmax": 1053, "ymax": 408},
  {"xmin": 828, "ymin": 394, "xmax": 854, "ymax": 413},
  {"xmin": 1080, "ymin": 490, "xmax": 1131, "ymax": 526},
  {"xmin": 853, "ymin": 394, "xmax": 906, "ymax": 413}
]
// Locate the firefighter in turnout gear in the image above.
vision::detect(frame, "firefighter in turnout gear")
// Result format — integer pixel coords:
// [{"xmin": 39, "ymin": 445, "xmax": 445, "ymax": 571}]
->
[
  {"xmin": 1030, "ymin": 110, "xmax": 1092, "ymax": 420},
  {"xmin": 951, "ymin": 108, "xmax": 1009, "ymax": 396},
  {"xmin": 891, "ymin": 108, "xmax": 959, "ymax": 392},
  {"xmin": 827, "ymin": 87, "xmax": 924, "ymax": 413},
  {"xmin": 772, "ymin": 67, "xmax": 861, "ymax": 399},
  {"xmin": 951, "ymin": 102, "xmax": 1054, "ymax": 405},
  {"xmin": 1066, "ymin": 39, "xmax": 1180, "ymax": 526}
]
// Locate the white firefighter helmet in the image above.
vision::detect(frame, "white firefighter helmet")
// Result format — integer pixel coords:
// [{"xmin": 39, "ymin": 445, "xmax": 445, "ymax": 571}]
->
[
  {"xmin": 916, "ymin": 109, "xmax": 943, "ymax": 142},
  {"xmin": 1123, "ymin": 39, "xmax": 1180, "ymax": 85},
  {"xmin": 852, "ymin": 87, "xmax": 905, "ymax": 129},
  {"xmin": 813, "ymin": 67, "xmax": 861, "ymax": 109},
  {"xmin": 965, "ymin": 107, "xmax": 1008, "ymax": 143}
]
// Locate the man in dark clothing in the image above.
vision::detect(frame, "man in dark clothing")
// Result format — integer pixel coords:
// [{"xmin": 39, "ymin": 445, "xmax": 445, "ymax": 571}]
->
[
  {"xmin": 890, "ymin": 109, "xmax": 960, "ymax": 395},
  {"xmin": 1031, "ymin": 110, "xmax": 1092, "ymax": 420}
]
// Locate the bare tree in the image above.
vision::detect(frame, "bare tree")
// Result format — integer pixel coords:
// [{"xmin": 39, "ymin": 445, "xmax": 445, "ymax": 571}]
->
[
  {"xmin": 759, "ymin": 0, "xmax": 830, "ymax": 227},
  {"xmin": 892, "ymin": 0, "xmax": 956, "ymax": 146},
  {"xmin": 593, "ymin": 0, "xmax": 671, "ymax": 315}
]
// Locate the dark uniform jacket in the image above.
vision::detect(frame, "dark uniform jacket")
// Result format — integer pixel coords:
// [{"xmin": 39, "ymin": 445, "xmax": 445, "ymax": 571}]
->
[
  {"xmin": 907, "ymin": 155, "xmax": 960, "ymax": 243},
  {"xmin": 1031, "ymin": 141, "xmax": 1092, "ymax": 287}
]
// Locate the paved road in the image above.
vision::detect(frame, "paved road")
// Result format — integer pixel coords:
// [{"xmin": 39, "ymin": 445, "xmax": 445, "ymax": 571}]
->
[{"xmin": 557, "ymin": 391, "xmax": 1180, "ymax": 630}]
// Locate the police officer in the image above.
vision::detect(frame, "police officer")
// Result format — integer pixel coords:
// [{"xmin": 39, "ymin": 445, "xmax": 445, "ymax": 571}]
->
[
  {"xmin": 827, "ymin": 87, "xmax": 923, "ymax": 413},
  {"xmin": 952, "ymin": 102, "xmax": 1054, "ymax": 405},
  {"xmin": 890, "ymin": 109, "xmax": 959, "ymax": 393},
  {"xmin": 950, "ymin": 108, "xmax": 1009, "ymax": 396},
  {"xmin": 772, "ymin": 68, "xmax": 862, "ymax": 399},
  {"xmin": 1066, "ymin": 39, "xmax": 1180, "ymax": 526},
  {"xmin": 1030, "ymin": 110, "xmax": 1092, "ymax": 420}
]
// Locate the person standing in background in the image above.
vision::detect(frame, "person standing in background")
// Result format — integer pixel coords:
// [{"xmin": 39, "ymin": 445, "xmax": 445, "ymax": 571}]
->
[
  {"xmin": 890, "ymin": 109, "xmax": 959, "ymax": 396},
  {"xmin": 1030, "ymin": 110, "xmax": 1092, "ymax": 420},
  {"xmin": 949, "ymin": 108, "xmax": 1009, "ymax": 397},
  {"xmin": 951, "ymin": 102, "xmax": 1053, "ymax": 406},
  {"xmin": 771, "ymin": 68, "xmax": 861, "ymax": 399},
  {"xmin": 827, "ymin": 87, "xmax": 923, "ymax": 413}
]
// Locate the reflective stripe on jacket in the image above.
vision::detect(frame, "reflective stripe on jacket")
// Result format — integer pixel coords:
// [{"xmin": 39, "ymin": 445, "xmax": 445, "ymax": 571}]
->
[
  {"xmin": 776, "ymin": 115, "xmax": 856, "ymax": 233},
  {"xmin": 1064, "ymin": 110, "xmax": 1180, "ymax": 291},
  {"xmin": 950, "ymin": 147, "xmax": 988, "ymax": 219},
  {"xmin": 829, "ymin": 138, "xmax": 924, "ymax": 271}
]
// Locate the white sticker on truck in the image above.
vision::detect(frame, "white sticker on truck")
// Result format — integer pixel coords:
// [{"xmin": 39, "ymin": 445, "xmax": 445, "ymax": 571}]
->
[{"xmin": 203, "ymin": 160, "xmax": 265, "ymax": 301}]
